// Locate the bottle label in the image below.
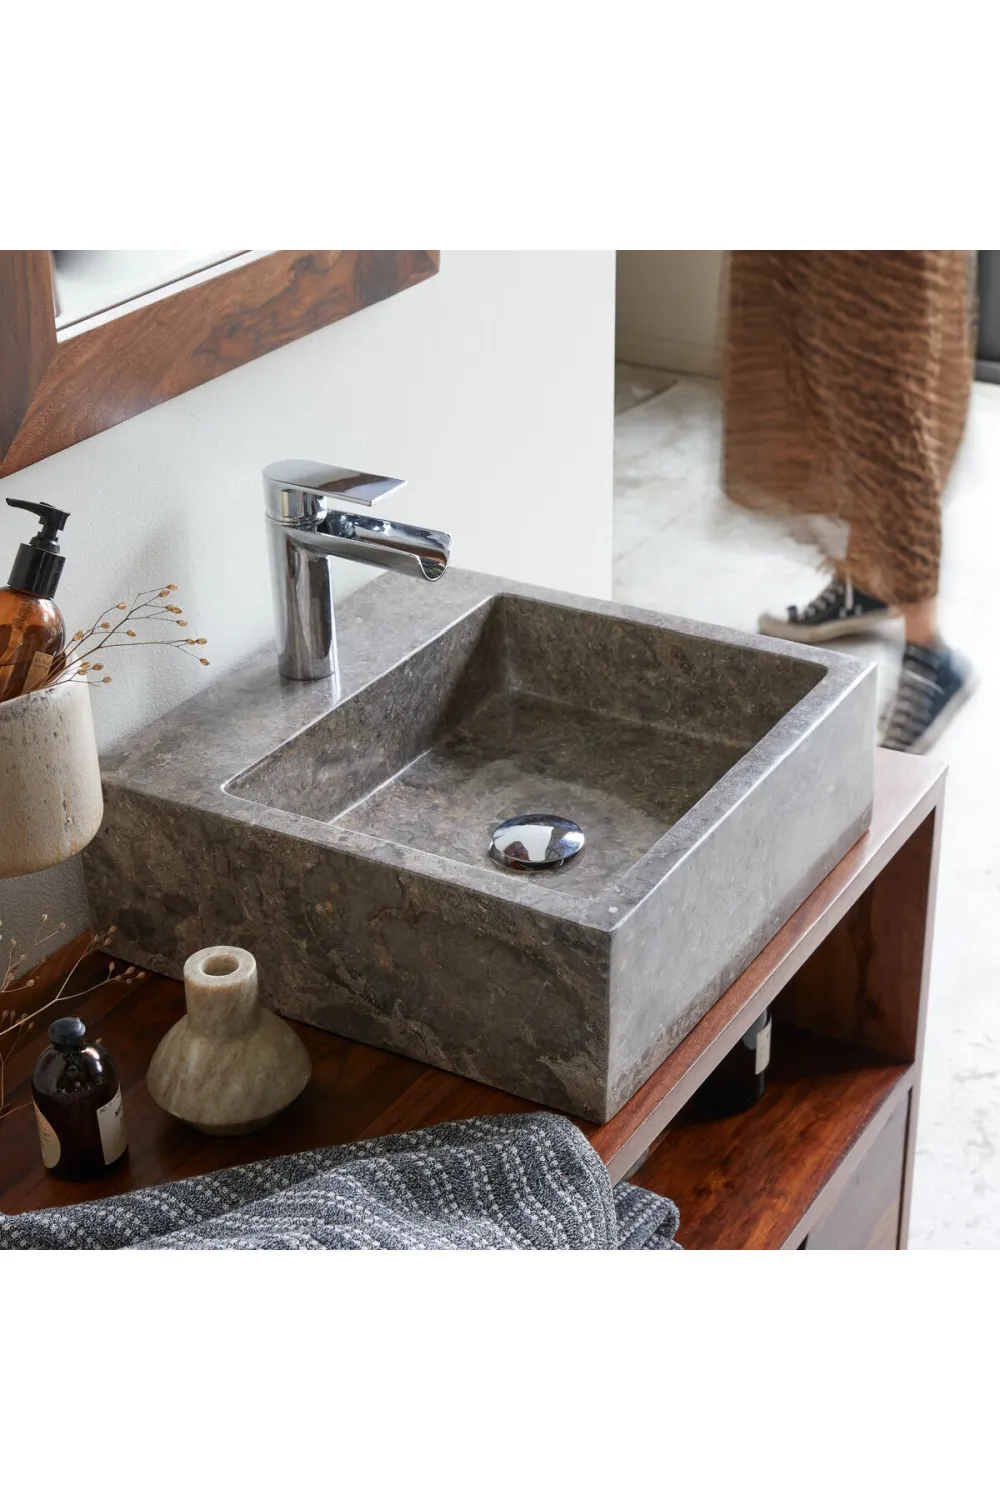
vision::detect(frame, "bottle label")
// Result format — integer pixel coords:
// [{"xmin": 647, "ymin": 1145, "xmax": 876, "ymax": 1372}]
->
[
  {"xmin": 755, "ymin": 1017, "xmax": 772, "ymax": 1074},
  {"xmin": 97, "ymin": 1087, "xmax": 127, "ymax": 1164},
  {"xmin": 34, "ymin": 1103, "xmax": 62, "ymax": 1168},
  {"xmin": 22, "ymin": 650, "xmax": 55, "ymax": 694}
]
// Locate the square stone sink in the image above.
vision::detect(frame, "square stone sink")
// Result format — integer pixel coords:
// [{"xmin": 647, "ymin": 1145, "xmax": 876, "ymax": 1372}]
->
[{"xmin": 84, "ymin": 569, "xmax": 876, "ymax": 1122}]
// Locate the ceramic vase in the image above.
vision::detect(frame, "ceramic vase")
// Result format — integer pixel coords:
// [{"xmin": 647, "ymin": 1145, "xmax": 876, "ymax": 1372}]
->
[
  {"xmin": 146, "ymin": 946, "xmax": 312, "ymax": 1135},
  {"xmin": 0, "ymin": 680, "xmax": 103, "ymax": 879}
]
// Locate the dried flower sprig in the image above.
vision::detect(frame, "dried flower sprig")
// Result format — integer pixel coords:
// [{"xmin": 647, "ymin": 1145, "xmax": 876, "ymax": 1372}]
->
[
  {"xmin": 0, "ymin": 918, "xmax": 145, "ymax": 1121},
  {"xmin": 39, "ymin": 584, "xmax": 210, "ymax": 690}
]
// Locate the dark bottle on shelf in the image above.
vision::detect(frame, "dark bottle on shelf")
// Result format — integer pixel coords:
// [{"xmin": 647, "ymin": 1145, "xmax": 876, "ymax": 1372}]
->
[
  {"xmin": 700, "ymin": 1007, "xmax": 772, "ymax": 1117},
  {"xmin": 31, "ymin": 1017, "xmax": 128, "ymax": 1179}
]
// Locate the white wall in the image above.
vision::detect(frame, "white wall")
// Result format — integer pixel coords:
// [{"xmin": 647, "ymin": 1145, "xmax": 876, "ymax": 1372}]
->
[
  {"xmin": 1, "ymin": 250, "xmax": 616, "ymax": 958},
  {"xmin": 616, "ymin": 251, "xmax": 724, "ymax": 375}
]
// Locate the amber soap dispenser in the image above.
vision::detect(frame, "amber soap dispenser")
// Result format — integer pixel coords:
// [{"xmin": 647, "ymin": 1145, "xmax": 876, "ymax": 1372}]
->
[{"xmin": 0, "ymin": 497, "xmax": 70, "ymax": 702}]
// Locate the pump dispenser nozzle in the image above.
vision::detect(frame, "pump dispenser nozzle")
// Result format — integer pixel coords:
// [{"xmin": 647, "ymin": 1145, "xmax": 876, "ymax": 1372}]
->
[{"xmin": 5, "ymin": 497, "xmax": 70, "ymax": 597}]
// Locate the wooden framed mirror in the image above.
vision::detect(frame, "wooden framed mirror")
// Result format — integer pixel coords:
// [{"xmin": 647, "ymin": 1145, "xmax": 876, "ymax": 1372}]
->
[{"xmin": 0, "ymin": 250, "xmax": 439, "ymax": 478}]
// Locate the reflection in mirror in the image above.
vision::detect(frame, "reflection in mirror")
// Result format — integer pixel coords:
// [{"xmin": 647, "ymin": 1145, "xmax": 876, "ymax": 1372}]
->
[{"xmin": 50, "ymin": 250, "xmax": 268, "ymax": 335}]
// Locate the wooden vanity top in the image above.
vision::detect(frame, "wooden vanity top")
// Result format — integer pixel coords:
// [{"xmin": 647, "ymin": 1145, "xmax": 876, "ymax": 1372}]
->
[{"xmin": 0, "ymin": 750, "xmax": 943, "ymax": 1236}]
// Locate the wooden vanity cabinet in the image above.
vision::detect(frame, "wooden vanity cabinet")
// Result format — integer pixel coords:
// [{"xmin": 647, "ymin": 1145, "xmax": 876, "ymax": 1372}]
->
[
  {"xmin": 0, "ymin": 752, "xmax": 942, "ymax": 1251},
  {"xmin": 621, "ymin": 751, "xmax": 940, "ymax": 1249},
  {"xmin": 802, "ymin": 1095, "xmax": 910, "ymax": 1251}
]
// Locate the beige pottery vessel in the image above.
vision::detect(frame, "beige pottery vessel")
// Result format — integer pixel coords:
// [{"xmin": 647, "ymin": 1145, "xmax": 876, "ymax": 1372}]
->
[
  {"xmin": 0, "ymin": 680, "xmax": 103, "ymax": 879},
  {"xmin": 146, "ymin": 946, "xmax": 312, "ymax": 1135}
]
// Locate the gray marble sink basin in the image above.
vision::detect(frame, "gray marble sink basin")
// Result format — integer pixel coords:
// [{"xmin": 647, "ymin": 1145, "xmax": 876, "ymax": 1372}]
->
[{"xmin": 84, "ymin": 568, "xmax": 876, "ymax": 1122}]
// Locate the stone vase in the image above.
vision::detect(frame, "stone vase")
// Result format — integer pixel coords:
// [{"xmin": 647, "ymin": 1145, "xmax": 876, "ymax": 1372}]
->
[
  {"xmin": 146, "ymin": 946, "xmax": 312, "ymax": 1135},
  {"xmin": 0, "ymin": 680, "xmax": 104, "ymax": 879}
]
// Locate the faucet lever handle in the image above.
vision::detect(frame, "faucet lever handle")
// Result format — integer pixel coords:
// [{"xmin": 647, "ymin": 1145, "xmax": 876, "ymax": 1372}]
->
[{"xmin": 263, "ymin": 461, "xmax": 405, "ymax": 522}]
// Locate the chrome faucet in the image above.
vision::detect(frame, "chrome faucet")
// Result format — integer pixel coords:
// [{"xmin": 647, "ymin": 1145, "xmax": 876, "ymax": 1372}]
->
[{"xmin": 264, "ymin": 461, "xmax": 451, "ymax": 686}]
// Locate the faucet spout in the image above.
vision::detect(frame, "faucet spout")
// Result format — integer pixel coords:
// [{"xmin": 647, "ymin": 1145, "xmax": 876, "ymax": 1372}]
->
[
  {"xmin": 264, "ymin": 460, "xmax": 452, "ymax": 685},
  {"xmin": 303, "ymin": 510, "xmax": 451, "ymax": 582}
]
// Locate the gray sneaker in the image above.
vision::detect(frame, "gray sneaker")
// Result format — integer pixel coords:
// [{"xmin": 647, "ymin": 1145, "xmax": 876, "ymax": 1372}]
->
[{"xmin": 758, "ymin": 578, "xmax": 898, "ymax": 643}]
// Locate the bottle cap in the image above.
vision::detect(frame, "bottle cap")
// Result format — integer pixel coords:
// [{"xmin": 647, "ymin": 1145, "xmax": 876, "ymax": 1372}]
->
[
  {"xmin": 5, "ymin": 498, "xmax": 71, "ymax": 599},
  {"xmin": 48, "ymin": 1016, "xmax": 87, "ymax": 1050}
]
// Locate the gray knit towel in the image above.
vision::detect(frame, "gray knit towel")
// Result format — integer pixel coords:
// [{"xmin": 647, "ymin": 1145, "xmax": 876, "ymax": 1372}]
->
[{"xmin": 0, "ymin": 1113, "xmax": 680, "ymax": 1251}]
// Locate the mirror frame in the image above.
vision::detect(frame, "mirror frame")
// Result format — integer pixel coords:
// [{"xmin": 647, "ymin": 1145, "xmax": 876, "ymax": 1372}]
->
[{"xmin": 0, "ymin": 250, "xmax": 439, "ymax": 477}]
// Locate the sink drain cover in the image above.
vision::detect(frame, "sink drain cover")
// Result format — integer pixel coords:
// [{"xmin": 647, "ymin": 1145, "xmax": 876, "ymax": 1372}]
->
[{"xmin": 488, "ymin": 814, "xmax": 585, "ymax": 872}]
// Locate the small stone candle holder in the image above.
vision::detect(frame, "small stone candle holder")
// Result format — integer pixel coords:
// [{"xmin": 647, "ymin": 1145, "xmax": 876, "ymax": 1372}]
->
[{"xmin": 146, "ymin": 946, "xmax": 312, "ymax": 1135}]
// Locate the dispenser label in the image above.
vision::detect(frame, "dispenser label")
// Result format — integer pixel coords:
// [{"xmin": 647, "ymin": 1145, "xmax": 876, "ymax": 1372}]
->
[
  {"xmin": 755, "ymin": 1018, "xmax": 772, "ymax": 1075},
  {"xmin": 34, "ymin": 1103, "xmax": 61, "ymax": 1168},
  {"xmin": 97, "ymin": 1088, "xmax": 127, "ymax": 1164},
  {"xmin": 23, "ymin": 651, "xmax": 54, "ymax": 694}
]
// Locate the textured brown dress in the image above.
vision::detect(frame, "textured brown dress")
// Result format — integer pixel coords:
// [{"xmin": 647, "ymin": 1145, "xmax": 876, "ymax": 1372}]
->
[{"xmin": 723, "ymin": 251, "xmax": 974, "ymax": 606}]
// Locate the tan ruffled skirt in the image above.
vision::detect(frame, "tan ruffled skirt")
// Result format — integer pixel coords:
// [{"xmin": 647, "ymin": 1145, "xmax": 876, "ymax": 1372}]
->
[{"xmin": 723, "ymin": 251, "xmax": 974, "ymax": 605}]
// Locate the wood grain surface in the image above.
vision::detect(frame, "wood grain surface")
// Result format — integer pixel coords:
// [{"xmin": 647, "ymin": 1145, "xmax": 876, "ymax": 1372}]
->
[
  {"xmin": 630, "ymin": 1024, "xmax": 910, "ymax": 1249},
  {"xmin": 0, "ymin": 251, "xmax": 439, "ymax": 475},
  {"xmin": 0, "ymin": 968, "xmax": 538, "ymax": 1214},
  {"xmin": 804, "ymin": 1094, "xmax": 910, "ymax": 1250}
]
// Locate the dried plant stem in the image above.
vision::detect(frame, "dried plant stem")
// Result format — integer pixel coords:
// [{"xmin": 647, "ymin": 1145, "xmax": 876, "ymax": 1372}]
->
[
  {"xmin": 4, "ymin": 583, "xmax": 209, "ymax": 691},
  {"xmin": 40, "ymin": 583, "xmax": 210, "ymax": 690}
]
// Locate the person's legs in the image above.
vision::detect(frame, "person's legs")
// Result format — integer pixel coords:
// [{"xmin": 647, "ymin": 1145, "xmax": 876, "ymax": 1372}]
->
[
  {"xmin": 734, "ymin": 252, "xmax": 975, "ymax": 752},
  {"xmin": 756, "ymin": 573, "xmax": 897, "ymax": 644},
  {"xmin": 881, "ymin": 634, "xmax": 977, "ymax": 754},
  {"xmin": 757, "ymin": 576, "xmax": 974, "ymax": 752},
  {"xmin": 900, "ymin": 599, "xmax": 939, "ymax": 647}
]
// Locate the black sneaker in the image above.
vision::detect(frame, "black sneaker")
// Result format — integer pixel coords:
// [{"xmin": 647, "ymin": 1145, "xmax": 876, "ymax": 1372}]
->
[
  {"xmin": 757, "ymin": 578, "xmax": 897, "ymax": 643},
  {"xmin": 881, "ymin": 642, "xmax": 977, "ymax": 754}
]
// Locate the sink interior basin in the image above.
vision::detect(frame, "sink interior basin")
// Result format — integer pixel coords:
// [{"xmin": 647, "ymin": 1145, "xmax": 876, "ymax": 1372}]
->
[
  {"xmin": 228, "ymin": 593, "xmax": 825, "ymax": 899},
  {"xmin": 85, "ymin": 568, "xmax": 874, "ymax": 1122}
]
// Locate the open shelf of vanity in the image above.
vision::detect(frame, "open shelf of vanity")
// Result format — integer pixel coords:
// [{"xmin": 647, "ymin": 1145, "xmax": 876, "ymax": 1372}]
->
[
  {"xmin": 607, "ymin": 748, "xmax": 939, "ymax": 1249},
  {"xmin": 0, "ymin": 750, "xmax": 942, "ymax": 1250}
]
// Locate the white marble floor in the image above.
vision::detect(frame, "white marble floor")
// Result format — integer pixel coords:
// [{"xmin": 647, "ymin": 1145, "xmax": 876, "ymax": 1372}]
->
[{"xmin": 613, "ymin": 367, "xmax": 1000, "ymax": 1249}]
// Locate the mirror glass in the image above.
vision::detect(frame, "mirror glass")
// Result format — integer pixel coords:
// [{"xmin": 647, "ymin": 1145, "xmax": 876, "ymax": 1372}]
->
[{"xmin": 50, "ymin": 250, "xmax": 268, "ymax": 335}]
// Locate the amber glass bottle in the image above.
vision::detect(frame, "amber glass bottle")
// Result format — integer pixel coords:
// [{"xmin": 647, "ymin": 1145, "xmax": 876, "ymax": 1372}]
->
[
  {"xmin": 31, "ymin": 1018, "xmax": 128, "ymax": 1179},
  {"xmin": 0, "ymin": 498, "xmax": 70, "ymax": 702}
]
